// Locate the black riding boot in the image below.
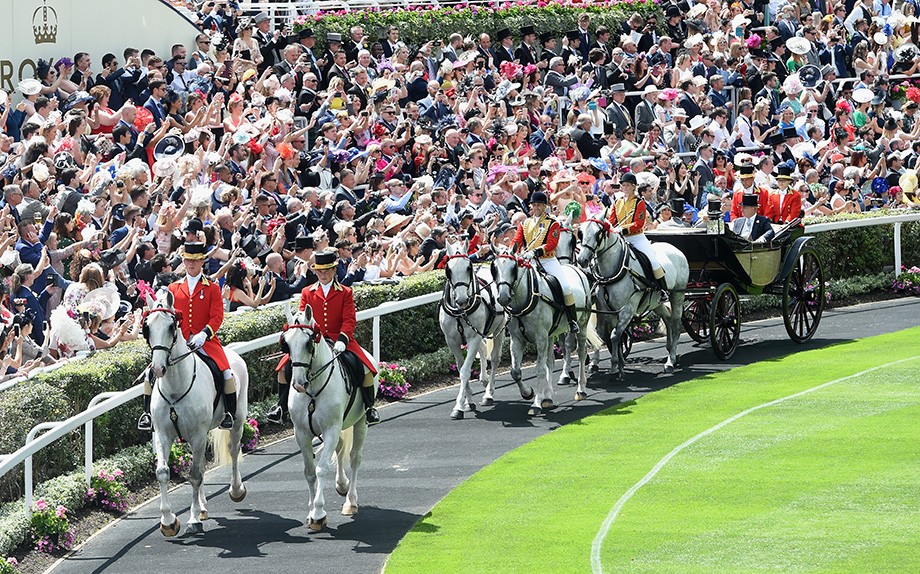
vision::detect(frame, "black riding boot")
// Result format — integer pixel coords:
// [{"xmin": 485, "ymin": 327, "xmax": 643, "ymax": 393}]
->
[
  {"xmin": 267, "ymin": 383, "xmax": 290, "ymax": 424},
  {"xmin": 658, "ymin": 277, "xmax": 670, "ymax": 303},
  {"xmin": 221, "ymin": 392, "xmax": 237, "ymax": 429},
  {"xmin": 137, "ymin": 394, "xmax": 152, "ymax": 432},
  {"xmin": 361, "ymin": 386, "xmax": 380, "ymax": 425},
  {"xmin": 565, "ymin": 304, "xmax": 580, "ymax": 334}
]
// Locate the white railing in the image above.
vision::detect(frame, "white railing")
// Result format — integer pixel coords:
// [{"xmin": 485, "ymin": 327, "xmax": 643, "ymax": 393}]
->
[
  {"xmin": 805, "ymin": 211, "xmax": 920, "ymax": 277},
  {"xmin": 0, "ymin": 290, "xmax": 442, "ymax": 516}
]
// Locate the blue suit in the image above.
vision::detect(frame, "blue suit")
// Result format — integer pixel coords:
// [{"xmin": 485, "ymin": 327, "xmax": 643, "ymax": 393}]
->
[{"xmin": 143, "ymin": 97, "xmax": 166, "ymax": 128}]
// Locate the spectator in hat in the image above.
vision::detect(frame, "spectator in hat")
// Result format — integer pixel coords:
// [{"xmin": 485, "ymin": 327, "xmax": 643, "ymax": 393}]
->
[{"xmin": 731, "ymin": 193, "xmax": 774, "ymax": 242}]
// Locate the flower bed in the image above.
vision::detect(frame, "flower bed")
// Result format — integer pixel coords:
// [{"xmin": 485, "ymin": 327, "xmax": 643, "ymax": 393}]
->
[
  {"xmin": 892, "ymin": 265, "xmax": 920, "ymax": 296},
  {"xmin": 241, "ymin": 419, "xmax": 261, "ymax": 453},
  {"xmin": 377, "ymin": 363, "xmax": 412, "ymax": 400},
  {"xmin": 29, "ymin": 501, "xmax": 74, "ymax": 554}
]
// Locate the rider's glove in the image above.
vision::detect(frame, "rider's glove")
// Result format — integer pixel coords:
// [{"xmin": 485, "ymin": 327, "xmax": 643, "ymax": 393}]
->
[
  {"xmin": 333, "ymin": 340, "xmax": 347, "ymax": 354},
  {"xmin": 522, "ymin": 250, "xmax": 536, "ymax": 260},
  {"xmin": 188, "ymin": 332, "xmax": 207, "ymax": 350}
]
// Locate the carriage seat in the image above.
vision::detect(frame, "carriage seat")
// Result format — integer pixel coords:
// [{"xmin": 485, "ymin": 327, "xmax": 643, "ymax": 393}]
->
[{"xmin": 628, "ymin": 245, "xmax": 658, "ymax": 289}]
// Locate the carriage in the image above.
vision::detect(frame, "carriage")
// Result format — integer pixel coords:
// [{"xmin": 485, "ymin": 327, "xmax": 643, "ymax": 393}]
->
[{"xmin": 643, "ymin": 221, "xmax": 825, "ymax": 360}]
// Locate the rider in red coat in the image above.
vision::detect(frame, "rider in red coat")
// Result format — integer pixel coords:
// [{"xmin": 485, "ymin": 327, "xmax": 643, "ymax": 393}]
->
[
  {"xmin": 138, "ymin": 242, "xmax": 238, "ymax": 431},
  {"xmin": 269, "ymin": 250, "xmax": 379, "ymax": 425}
]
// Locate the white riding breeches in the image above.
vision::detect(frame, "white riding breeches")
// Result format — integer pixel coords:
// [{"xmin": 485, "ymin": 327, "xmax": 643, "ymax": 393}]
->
[
  {"xmin": 537, "ymin": 256, "xmax": 574, "ymax": 297},
  {"xmin": 624, "ymin": 234, "xmax": 663, "ymax": 271}
]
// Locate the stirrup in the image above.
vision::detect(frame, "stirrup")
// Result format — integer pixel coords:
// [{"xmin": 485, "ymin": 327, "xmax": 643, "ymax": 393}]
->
[
  {"xmin": 366, "ymin": 407, "xmax": 381, "ymax": 425},
  {"xmin": 137, "ymin": 412, "xmax": 153, "ymax": 432},
  {"xmin": 220, "ymin": 412, "xmax": 235, "ymax": 429},
  {"xmin": 267, "ymin": 404, "xmax": 288, "ymax": 424},
  {"xmin": 568, "ymin": 319, "xmax": 580, "ymax": 334},
  {"xmin": 659, "ymin": 289, "xmax": 670, "ymax": 303}
]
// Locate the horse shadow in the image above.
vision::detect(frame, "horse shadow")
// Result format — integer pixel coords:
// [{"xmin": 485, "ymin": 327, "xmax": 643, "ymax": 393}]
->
[
  {"xmin": 169, "ymin": 509, "xmax": 309, "ymax": 557},
  {"xmin": 307, "ymin": 507, "xmax": 431, "ymax": 554}
]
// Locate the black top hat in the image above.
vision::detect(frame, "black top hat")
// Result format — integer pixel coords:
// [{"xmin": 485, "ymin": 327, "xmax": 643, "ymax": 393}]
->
[
  {"xmin": 766, "ymin": 133, "xmax": 785, "ymax": 147},
  {"xmin": 184, "ymin": 217, "xmax": 204, "ymax": 234},
  {"xmin": 750, "ymin": 47, "xmax": 767, "ymax": 58},
  {"xmin": 739, "ymin": 164, "xmax": 756, "ymax": 176},
  {"xmin": 707, "ymin": 197, "xmax": 722, "ymax": 213},
  {"xmin": 327, "ymin": 32, "xmax": 343, "ymax": 43},
  {"xmin": 154, "ymin": 135, "xmax": 184, "ymax": 161},
  {"xmin": 99, "ymin": 248, "xmax": 126, "ymax": 272},
  {"xmin": 621, "ymin": 172, "xmax": 638, "ymax": 185},
  {"xmin": 496, "ymin": 28, "xmax": 513, "ymax": 41},
  {"xmin": 539, "ymin": 31, "xmax": 555, "ymax": 44},
  {"xmin": 520, "ymin": 25, "xmax": 536, "ymax": 37},
  {"xmin": 180, "ymin": 241, "xmax": 208, "ymax": 260},
  {"xmin": 298, "ymin": 28, "xmax": 315, "ymax": 40},
  {"xmin": 665, "ymin": 4, "xmax": 682, "ymax": 17},
  {"xmin": 776, "ymin": 164, "xmax": 794, "ymax": 180},
  {"xmin": 770, "ymin": 36, "xmax": 785, "ymax": 50},
  {"xmin": 530, "ymin": 191, "xmax": 548, "ymax": 204},
  {"xmin": 670, "ymin": 198, "xmax": 686, "ymax": 215},
  {"xmin": 741, "ymin": 193, "xmax": 759, "ymax": 208},
  {"xmin": 782, "ymin": 126, "xmax": 799, "ymax": 140},
  {"xmin": 284, "ymin": 212, "xmax": 306, "ymax": 240},
  {"xmin": 566, "ymin": 30, "xmax": 581, "ymax": 41},
  {"xmin": 293, "ymin": 235, "xmax": 314, "ymax": 251},
  {"xmin": 111, "ymin": 203, "xmax": 127, "ymax": 222},
  {"xmin": 313, "ymin": 250, "xmax": 338, "ymax": 270}
]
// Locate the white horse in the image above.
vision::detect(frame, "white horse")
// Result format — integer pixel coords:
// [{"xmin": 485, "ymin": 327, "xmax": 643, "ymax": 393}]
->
[
  {"xmin": 576, "ymin": 215, "xmax": 689, "ymax": 379},
  {"xmin": 440, "ymin": 242, "xmax": 518, "ymax": 420},
  {"xmin": 143, "ymin": 289, "xmax": 248, "ymax": 537},
  {"xmin": 283, "ymin": 303, "xmax": 376, "ymax": 531},
  {"xmin": 491, "ymin": 251, "xmax": 592, "ymax": 416}
]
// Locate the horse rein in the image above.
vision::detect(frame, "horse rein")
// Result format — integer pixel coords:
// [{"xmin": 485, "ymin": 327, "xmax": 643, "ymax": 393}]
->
[
  {"xmin": 581, "ymin": 219, "xmax": 630, "ymax": 285},
  {"xmin": 492, "ymin": 253, "xmax": 541, "ymax": 318},
  {"xmin": 282, "ymin": 322, "xmax": 345, "ymax": 437},
  {"xmin": 441, "ymin": 254, "xmax": 500, "ymax": 340},
  {"xmin": 143, "ymin": 307, "xmax": 199, "ymax": 439}
]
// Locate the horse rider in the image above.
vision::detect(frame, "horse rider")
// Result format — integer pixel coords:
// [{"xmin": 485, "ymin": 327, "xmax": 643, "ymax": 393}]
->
[
  {"xmin": 510, "ymin": 191, "xmax": 580, "ymax": 334},
  {"xmin": 138, "ymin": 242, "xmax": 238, "ymax": 431},
  {"xmin": 608, "ymin": 173, "xmax": 670, "ymax": 305},
  {"xmin": 269, "ymin": 250, "xmax": 380, "ymax": 425}
]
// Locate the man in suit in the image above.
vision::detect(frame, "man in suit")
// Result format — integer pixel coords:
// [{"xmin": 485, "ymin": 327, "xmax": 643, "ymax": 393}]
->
[
  {"xmin": 544, "ymin": 57, "xmax": 579, "ymax": 97},
  {"xmin": 264, "ymin": 252, "xmax": 312, "ymax": 303},
  {"xmin": 591, "ymin": 26, "xmax": 614, "ymax": 61},
  {"xmin": 754, "ymin": 72, "xmax": 780, "ymax": 119},
  {"xmin": 254, "ymin": 12, "xmax": 285, "ymax": 72},
  {"xmin": 143, "ymin": 80, "xmax": 168, "ymax": 128},
  {"xmin": 693, "ymin": 143, "xmax": 715, "ymax": 191},
  {"xmin": 345, "ymin": 26, "xmax": 366, "ymax": 63},
  {"xmin": 515, "ymin": 25, "xmax": 539, "ymax": 67},
  {"xmin": 477, "ymin": 33, "xmax": 495, "ymax": 68},
  {"xmin": 677, "ymin": 77, "xmax": 703, "ymax": 119},
  {"xmin": 381, "ymin": 25, "xmax": 400, "ymax": 59},
  {"xmin": 560, "ymin": 31, "xmax": 582, "ymax": 74},
  {"xmin": 442, "ymin": 33, "xmax": 463, "ymax": 63},
  {"xmin": 530, "ymin": 115, "xmax": 556, "ymax": 159},
  {"xmin": 606, "ymin": 83, "xmax": 631, "ymax": 135},
  {"xmin": 576, "ymin": 13, "xmax": 592, "ymax": 63},
  {"xmin": 493, "ymin": 28, "xmax": 516, "ymax": 67},
  {"xmin": 571, "ymin": 114, "xmax": 603, "ymax": 159},
  {"xmin": 634, "ymin": 85, "xmax": 659, "ymax": 136},
  {"xmin": 295, "ymin": 28, "xmax": 324, "ymax": 85},
  {"xmin": 539, "ymin": 31, "xmax": 557, "ymax": 66},
  {"xmin": 731, "ymin": 193, "xmax": 775, "ymax": 242},
  {"xmin": 585, "ymin": 48, "xmax": 609, "ymax": 90},
  {"xmin": 819, "ymin": 32, "xmax": 850, "ymax": 78},
  {"xmin": 324, "ymin": 50, "xmax": 352, "ymax": 91}
]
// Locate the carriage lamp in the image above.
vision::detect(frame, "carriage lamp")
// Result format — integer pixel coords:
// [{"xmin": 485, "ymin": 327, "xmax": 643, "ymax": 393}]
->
[{"xmin": 707, "ymin": 198, "xmax": 724, "ymax": 235}]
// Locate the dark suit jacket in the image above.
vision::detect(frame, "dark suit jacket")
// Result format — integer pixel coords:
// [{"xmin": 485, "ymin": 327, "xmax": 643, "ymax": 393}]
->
[
  {"xmin": 732, "ymin": 214, "xmax": 775, "ymax": 242},
  {"xmin": 514, "ymin": 44, "xmax": 538, "ymax": 67},
  {"xmin": 570, "ymin": 127, "xmax": 603, "ymax": 159},
  {"xmin": 493, "ymin": 45, "xmax": 516, "ymax": 68}
]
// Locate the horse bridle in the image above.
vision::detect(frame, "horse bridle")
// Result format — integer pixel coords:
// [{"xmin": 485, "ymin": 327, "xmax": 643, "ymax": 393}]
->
[
  {"xmin": 491, "ymin": 253, "xmax": 540, "ymax": 318},
  {"xmin": 143, "ymin": 307, "xmax": 198, "ymax": 438},
  {"xmin": 442, "ymin": 254, "xmax": 500, "ymax": 340},
  {"xmin": 282, "ymin": 322, "xmax": 344, "ymax": 437},
  {"xmin": 555, "ymin": 225, "xmax": 578, "ymax": 265},
  {"xmin": 579, "ymin": 219, "xmax": 632, "ymax": 285}
]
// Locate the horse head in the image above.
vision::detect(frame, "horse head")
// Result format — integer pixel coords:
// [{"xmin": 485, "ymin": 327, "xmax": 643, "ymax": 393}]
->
[
  {"xmin": 576, "ymin": 216, "xmax": 615, "ymax": 268},
  {"xmin": 556, "ymin": 213, "xmax": 578, "ymax": 265},
  {"xmin": 282, "ymin": 303, "xmax": 323, "ymax": 389},
  {"xmin": 143, "ymin": 288, "xmax": 180, "ymax": 378},
  {"xmin": 490, "ymin": 253, "xmax": 521, "ymax": 307},
  {"xmin": 445, "ymin": 252, "xmax": 475, "ymax": 308}
]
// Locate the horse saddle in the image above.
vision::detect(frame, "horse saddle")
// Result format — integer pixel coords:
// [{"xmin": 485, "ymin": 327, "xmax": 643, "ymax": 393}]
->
[
  {"xmin": 542, "ymin": 273, "xmax": 566, "ymax": 310},
  {"xmin": 628, "ymin": 245, "xmax": 657, "ymax": 290},
  {"xmin": 195, "ymin": 350, "xmax": 225, "ymax": 413},
  {"xmin": 336, "ymin": 348, "xmax": 365, "ymax": 395}
]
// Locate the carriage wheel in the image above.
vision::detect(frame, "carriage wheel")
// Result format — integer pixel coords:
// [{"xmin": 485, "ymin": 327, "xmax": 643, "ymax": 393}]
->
[
  {"xmin": 782, "ymin": 246, "xmax": 825, "ymax": 344},
  {"xmin": 620, "ymin": 329, "xmax": 633, "ymax": 359},
  {"xmin": 681, "ymin": 297, "xmax": 711, "ymax": 343},
  {"xmin": 708, "ymin": 284, "xmax": 741, "ymax": 360}
]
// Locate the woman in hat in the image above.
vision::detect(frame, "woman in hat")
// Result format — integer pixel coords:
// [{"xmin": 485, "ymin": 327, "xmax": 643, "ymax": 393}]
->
[{"xmin": 233, "ymin": 18, "xmax": 263, "ymax": 70}]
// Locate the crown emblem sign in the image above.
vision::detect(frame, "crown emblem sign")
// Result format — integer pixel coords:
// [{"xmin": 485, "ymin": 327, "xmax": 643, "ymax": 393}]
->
[{"xmin": 33, "ymin": 0, "xmax": 58, "ymax": 45}]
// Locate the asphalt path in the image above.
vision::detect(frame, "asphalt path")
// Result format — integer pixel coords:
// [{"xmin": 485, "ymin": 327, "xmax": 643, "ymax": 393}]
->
[{"xmin": 51, "ymin": 298, "xmax": 920, "ymax": 574}]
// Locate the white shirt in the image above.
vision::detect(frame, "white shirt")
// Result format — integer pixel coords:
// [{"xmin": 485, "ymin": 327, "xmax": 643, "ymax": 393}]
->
[
  {"xmin": 732, "ymin": 215, "xmax": 755, "ymax": 239},
  {"xmin": 320, "ymin": 280, "xmax": 333, "ymax": 297},
  {"xmin": 186, "ymin": 272, "xmax": 201, "ymax": 294}
]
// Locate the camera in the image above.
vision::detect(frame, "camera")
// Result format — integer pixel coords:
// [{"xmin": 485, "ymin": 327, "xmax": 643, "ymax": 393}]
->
[
  {"xmin": 45, "ymin": 273, "xmax": 57, "ymax": 287},
  {"xmin": 13, "ymin": 298, "xmax": 25, "ymax": 307}
]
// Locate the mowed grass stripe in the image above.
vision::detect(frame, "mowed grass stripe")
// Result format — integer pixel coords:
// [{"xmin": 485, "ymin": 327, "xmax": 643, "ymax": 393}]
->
[{"xmin": 384, "ymin": 327, "xmax": 920, "ymax": 574}]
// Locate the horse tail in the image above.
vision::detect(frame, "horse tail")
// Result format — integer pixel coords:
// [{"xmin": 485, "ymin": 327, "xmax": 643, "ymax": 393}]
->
[
  {"xmin": 586, "ymin": 311, "xmax": 604, "ymax": 351},
  {"xmin": 335, "ymin": 426, "xmax": 355, "ymax": 475},
  {"xmin": 484, "ymin": 337, "xmax": 495, "ymax": 360},
  {"xmin": 209, "ymin": 429, "xmax": 233, "ymax": 466}
]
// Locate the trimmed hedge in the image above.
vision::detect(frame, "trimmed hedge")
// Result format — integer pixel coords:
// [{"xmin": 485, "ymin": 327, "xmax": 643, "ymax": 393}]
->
[
  {"xmin": 0, "ymin": 271, "xmax": 445, "ymax": 501},
  {"xmin": 296, "ymin": 0, "xmax": 661, "ymax": 52},
  {"xmin": 805, "ymin": 212, "xmax": 920, "ymax": 279}
]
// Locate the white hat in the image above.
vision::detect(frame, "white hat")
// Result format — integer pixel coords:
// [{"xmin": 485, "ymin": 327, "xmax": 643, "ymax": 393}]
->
[
  {"xmin": 689, "ymin": 115, "xmax": 709, "ymax": 131},
  {"xmin": 852, "ymin": 88, "xmax": 874, "ymax": 103},
  {"xmin": 731, "ymin": 14, "xmax": 751, "ymax": 29},
  {"xmin": 643, "ymin": 84, "xmax": 660, "ymax": 95},
  {"xmin": 684, "ymin": 33, "xmax": 705, "ymax": 48},
  {"xmin": 786, "ymin": 37, "xmax": 812, "ymax": 55},
  {"xmin": 18, "ymin": 79, "xmax": 41, "ymax": 96},
  {"xmin": 688, "ymin": 3, "xmax": 708, "ymax": 18},
  {"xmin": 873, "ymin": 31, "xmax": 889, "ymax": 45}
]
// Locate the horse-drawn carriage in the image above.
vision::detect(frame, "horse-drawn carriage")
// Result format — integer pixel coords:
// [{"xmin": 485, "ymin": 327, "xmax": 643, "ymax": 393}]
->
[{"xmin": 646, "ymin": 221, "xmax": 825, "ymax": 360}]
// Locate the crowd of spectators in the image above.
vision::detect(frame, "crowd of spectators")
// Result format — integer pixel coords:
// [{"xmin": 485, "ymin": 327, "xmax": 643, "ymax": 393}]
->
[{"xmin": 1, "ymin": 0, "xmax": 920, "ymax": 377}]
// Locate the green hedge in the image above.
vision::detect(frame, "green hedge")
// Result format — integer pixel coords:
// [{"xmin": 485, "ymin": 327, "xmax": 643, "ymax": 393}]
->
[
  {"xmin": 0, "ymin": 271, "xmax": 445, "ymax": 502},
  {"xmin": 805, "ymin": 212, "xmax": 920, "ymax": 279},
  {"xmin": 297, "ymin": 0, "xmax": 661, "ymax": 52}
]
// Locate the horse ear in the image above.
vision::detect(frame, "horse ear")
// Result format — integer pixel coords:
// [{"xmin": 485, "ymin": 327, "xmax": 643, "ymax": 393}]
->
[
  {"xmin": 145, "ymin": 292, "xmax": 156, "ymax": 309},
  {"xmin": 164, "ymin": 290, "xmax": 174, "ymax": 308},
  {"xmin": 285, "ymin": 301, "xmax": 294, "ymax": 325},
  {"xmin": 302, "ymin": 305, "xmax": 313, "ymax": 324}
]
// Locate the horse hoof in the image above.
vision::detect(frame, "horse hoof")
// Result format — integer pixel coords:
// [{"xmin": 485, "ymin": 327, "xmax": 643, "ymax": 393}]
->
[
  {"xmin": 468, "ymin": 403, "xmax": 477, "ymax": 412},
  {"xmin": 342, "ymin": 503, "xmax": 358, "ymax": 516},
  {"xmin": 450, "ymin": 409, "xmax": 465, "ymax": 420},
  {"xmin": 229, "ymin": 485, "xmax": 247, "ymax": 503},
  {"xmin": 575, "ymin": 391, "xmax": 588, "ymax": 401},
  {"xmin": 663, "ymin": 365, "xmax": 675, "ymax": 374},
  {"xmin": 308, "ymin": 516, "xmax": 328, "ymax": 532},
  {"xmin": 184, "ymin": 522, "xmax": 204, "ymax": 536},
  {"xmin": 588, "ymin": 364, "xmax": 599, "ymax": 375},
  {"xmin": 335, "ymin": 482, "xmax": 350, "ymax": 497},
  {"xmin": 198, "ymin": 511, "xmax": 209, "ymax": 521},
  {"xmin": 528, "ymin": 407, "xmax": 542, "ymax": 417},
  {"xmin": 559, "ymin": 376, "xmax": 572, "ymax": 386},
  {"xmin": 160, "ymin": 517, "xmax": 181, "ymax": 538},
  {"xmin": 480, "ymin": 397, "xmax": 494, "ymax": 407},
  {"xmin": 521, "ymin": 388, "xmax": 535, "ymax": 401},
  {"xmin": 541, "ymin": 399, "xmax": 554, "ymax": 410}
]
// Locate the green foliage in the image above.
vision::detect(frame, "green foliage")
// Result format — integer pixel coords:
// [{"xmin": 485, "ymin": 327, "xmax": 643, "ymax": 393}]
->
[
  {"xmin": 296, "ymin": 1, "xmax": 661, "ymax": 54},
  {"xmin": 402, "ymin": 347, "xmax": 456, "ymax": 383},
  {"xmin": 804, "ymin": 214, "xmax": 920, "ymax": 279},
  {"xmin": 0, "ymin": 557, "xmax": 18, "ymax": 574},
  {"xmin": 30, "ymin": 500, "xmax": 73, "ymax": 553}
]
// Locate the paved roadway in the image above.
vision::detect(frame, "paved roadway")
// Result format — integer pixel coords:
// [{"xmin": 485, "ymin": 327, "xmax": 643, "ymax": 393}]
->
[{"xmin": 52, "ymin": 298, "xmax": 919, "ymax": 574}]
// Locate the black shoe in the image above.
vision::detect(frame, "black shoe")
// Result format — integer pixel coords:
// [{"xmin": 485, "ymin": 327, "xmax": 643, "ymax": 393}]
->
[
  {"xmin": 366, "ymin": 407, "xmax": 380, "ymax": 425},
  {"xmin": 137, "ymin": 412, "xmax": 153, "ymax": 432},
  {"xmin": 221, "ymin": 391, "xmax": 237, "ymax": 429},
  {"xmin": 220, "ymin": 412, "xmax": 234, "ymax": 429},
  {"xmin": 267, "ymin": 404, "xmax": 288, "ymax": 425}
]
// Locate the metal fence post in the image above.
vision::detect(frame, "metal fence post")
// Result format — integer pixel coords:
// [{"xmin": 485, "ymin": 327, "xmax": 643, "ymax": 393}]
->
[
  {"xmin": 84, "ymin": 419, "xmax": 93, "ymax": 487},
  {"xmin": 24, "ymin": 454, "xmax": 32, "ymax": 517},
  {"xmin": 895, "ymin": 221, "xmax": 902, "ymax": 277},
  {"xmin": 373, "ymin": 315, "xmax": 381, "ymax": 362}
]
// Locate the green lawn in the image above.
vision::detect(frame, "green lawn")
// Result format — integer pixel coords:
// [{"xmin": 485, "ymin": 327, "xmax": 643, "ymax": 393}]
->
[{"xmin": 384, "ymin": 328, "xmax": 920, "ymax": 574}]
